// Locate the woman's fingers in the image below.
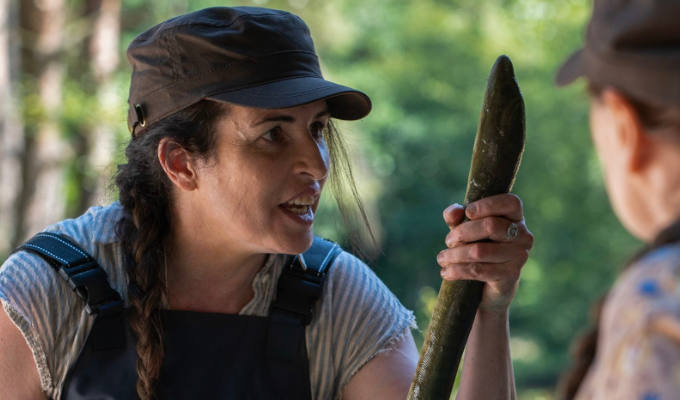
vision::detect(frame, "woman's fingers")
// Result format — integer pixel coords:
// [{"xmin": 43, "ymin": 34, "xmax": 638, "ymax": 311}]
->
[
  {"xmin": 439, "ymin": 261, "xmax": 522, "ymax": 283},
  {"xmin": 439, "ymin": 193, "xmax": 532, "ymax": 311},
  {"xmin": 445, "ymin": 218, "xmax": 533, "ymax": 247},
  {"xmin": 442, "ymin": 193, "xmax": 525, "ymax": 230},
  {"xmin": 437, "ymin": 242, "xmax": 530, "ymax": 266},
  {"xmin": 465, "ymin": 193, "xmax": 524, "ymax": 222},
  {"xmin": 443, "ymin": 203, "xmax": 466, "ymax": 228},
  {"xmin": 436, "ymin": 242, "xmax": 527, "ymax": 287}
]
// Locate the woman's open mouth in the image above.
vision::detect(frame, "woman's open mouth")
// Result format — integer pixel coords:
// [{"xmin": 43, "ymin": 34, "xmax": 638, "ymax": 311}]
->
[{"xmin": 280, "ymin": 195, "xmax": 316, "ymax": 224}]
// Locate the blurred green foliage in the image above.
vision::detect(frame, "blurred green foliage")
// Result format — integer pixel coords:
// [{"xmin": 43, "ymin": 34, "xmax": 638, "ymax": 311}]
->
[{"xmin": 52, "ymin": 0, "xmax": 641, "ymax": 397}]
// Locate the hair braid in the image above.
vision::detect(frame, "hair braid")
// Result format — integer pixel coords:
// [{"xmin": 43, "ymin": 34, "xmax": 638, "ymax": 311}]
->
[
  {"xmin": 122, "ymin": 177, "xmax": 170, "ymax": 399},
  {"xmin": 115, "ymin": 101, "xmax": 225, "ymax": 400}
]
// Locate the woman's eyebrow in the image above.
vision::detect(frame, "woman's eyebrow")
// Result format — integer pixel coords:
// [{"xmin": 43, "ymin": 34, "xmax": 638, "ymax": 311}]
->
[
  {"xmin": 252, "ymin": 109, "xmax": 330, "ymax": 127},
  {"xmin": 315, "ymin": 110, "xmax": 330, "ymax": 119}
]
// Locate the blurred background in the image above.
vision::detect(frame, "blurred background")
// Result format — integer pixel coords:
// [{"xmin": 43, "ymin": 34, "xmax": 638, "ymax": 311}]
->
[{"xmin": 0, "ymin": 0, "xmax": 639, "ymax": 398}]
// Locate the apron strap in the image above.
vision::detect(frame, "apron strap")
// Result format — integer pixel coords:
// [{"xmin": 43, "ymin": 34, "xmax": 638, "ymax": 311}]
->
[
  {"xmin": 15, "ymin": 232, "xmax": 124, "ymax": 317},
  {"xmin": 270, "ymin": 236, "xmax": 341, "ymax": 326},
  {"xmin": 18, "ymin": 233, "xmax": 339, "ymax": 394},
  {"xmin": 267, "ymin": 237, "xmax": 341, "ymax": 362}
]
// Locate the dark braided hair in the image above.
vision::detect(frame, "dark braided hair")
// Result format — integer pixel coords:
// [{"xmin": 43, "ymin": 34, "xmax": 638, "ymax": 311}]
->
[
  {"xmin": 557, "ymin": 84, "xmax": 680, "ymax": 400},
  {"xmin": 115, "ymin": 100, "xmax": 225, "ymax": 399},
  {"xmin": 114, "ymin": 100, "xmax": 373, "ymax": 399}
]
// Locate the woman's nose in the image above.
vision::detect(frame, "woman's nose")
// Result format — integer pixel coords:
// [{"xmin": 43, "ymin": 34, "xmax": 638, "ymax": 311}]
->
[{"xmin": 294, "ymin": 133, "xmax": 329, "ymax": 181}]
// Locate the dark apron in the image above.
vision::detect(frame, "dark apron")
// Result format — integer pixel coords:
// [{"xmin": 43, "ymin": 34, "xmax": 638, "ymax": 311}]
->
[{"xmin": 18, "ymin": 232, "xmax": 341, "ymax": 400}]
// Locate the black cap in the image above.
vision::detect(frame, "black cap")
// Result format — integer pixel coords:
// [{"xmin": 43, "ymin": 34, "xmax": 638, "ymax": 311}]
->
[
  {"xmin": 555, "ymin": 0, "xmax": 680, "ymax": 105},
  {"xmin": 126, "ymin": 7, "xmax": 372, "ymax": 134}
]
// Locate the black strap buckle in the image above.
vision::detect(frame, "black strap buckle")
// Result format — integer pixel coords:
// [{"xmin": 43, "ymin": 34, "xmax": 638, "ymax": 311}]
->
[
  {"xmin": 269, "ymin": 237, "xmax": 342, "ymax": 326},
  {"xmin": 270, "ymin": 255, "xmax": 324, "ymax": 325}
]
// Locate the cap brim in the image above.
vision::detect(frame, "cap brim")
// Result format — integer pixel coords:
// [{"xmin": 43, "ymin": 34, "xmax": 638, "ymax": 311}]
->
[
  {"xmin": 207, "ymin": 76, "xmax": 372, "ymax": 120},
  {"xmin": 555, "ymin": 48, "xmax": 585, "ymax": 87}
]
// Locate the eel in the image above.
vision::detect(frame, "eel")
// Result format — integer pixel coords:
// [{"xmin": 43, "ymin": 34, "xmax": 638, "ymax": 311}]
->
[{"xmin": 407, "ymin": 54, "xmax": 526, "ymax": 400}]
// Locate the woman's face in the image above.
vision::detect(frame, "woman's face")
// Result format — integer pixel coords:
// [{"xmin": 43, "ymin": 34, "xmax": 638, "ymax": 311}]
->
[
  {"xmin": 589, "ymin": 95, "xmax": 648, "ymax": 240},
  {"xmin": 191, "ymin": 100, "xmax": 330, "ymax": 255}
]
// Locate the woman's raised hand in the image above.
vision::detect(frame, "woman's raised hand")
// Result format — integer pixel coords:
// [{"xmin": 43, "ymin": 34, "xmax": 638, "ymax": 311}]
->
[{"xmin": 437, "ymin": 193, "xmax": 533, "ymax": 313}]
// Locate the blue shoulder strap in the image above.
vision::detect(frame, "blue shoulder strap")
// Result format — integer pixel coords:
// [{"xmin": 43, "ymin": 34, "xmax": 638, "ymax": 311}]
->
[
  {"xmin": 17, "ymin": 232, "xmax": 340, "ymax": 323},
  {"xmin": 267, "ymin": 236, "xmax": 342, "ymax": 364},
  {"xmin": 269, "ymin": 236, "xmax": 342, "ymax": 326},
  {"xmin": 17, "ymin": 232, "xmax": 341, "ymax": 366},
  {"xmin": 15, "ymin": 232, "xmax": 124, "ymax": 316}
]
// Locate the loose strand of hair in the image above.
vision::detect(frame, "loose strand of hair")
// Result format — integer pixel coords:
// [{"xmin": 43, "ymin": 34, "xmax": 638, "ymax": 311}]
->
[{"xmin": 325, "ymin": 121, "xmax": 378, "ymax": 260}]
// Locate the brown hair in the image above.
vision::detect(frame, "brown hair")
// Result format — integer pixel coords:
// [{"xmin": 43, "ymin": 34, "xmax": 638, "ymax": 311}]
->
[
  {"xmin": 557, "ymin": 84, "xmax": 680, "ymax": 399},
  {"xmin": 115, "ymin": 100, "xmax": 372, "ymax": 399},
  {"xmin": 115, "ymin": 100, "xmax": 224, "ymax": 399}
]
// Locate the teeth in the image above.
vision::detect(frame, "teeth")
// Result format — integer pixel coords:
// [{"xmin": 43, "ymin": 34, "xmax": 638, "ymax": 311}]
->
[
  {"xmin": 286, "ymin": 195, "xmax": 315, "ymax": 206},
  {"xmin": 281, "ymin": 195, "xmax": 316, "ymax": 216},
  {"xmin": 286, "ymin": 205, "xmax": 310, "ymax": 215}
]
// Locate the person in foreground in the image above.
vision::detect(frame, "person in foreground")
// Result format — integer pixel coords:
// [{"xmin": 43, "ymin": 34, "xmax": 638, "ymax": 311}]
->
[
  {"xmin": 0, "ymin": 6, "xmax": 532, "ymax": 400},
  {"xmin": 554, "ymin": 0, "xmax": 680, "ymax": 399}
]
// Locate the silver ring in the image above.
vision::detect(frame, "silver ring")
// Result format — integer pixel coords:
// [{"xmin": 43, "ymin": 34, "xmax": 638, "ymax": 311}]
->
[{"xmin": 506, "ymin": 222, "xmax": 520, "ymax": 241}]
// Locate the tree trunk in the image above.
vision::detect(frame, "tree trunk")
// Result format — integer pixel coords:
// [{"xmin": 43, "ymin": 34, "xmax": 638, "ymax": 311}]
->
[
  {"xmin": 16, "ymin": 0, "xmax": 68, "ymax": 244},
  {"xmin": 77, "ymin": 0, "xmax": 121, "ymax": 212},
  {"xmin": 0, "ymin": 0, "xmax": 24, "ymax": 254}
]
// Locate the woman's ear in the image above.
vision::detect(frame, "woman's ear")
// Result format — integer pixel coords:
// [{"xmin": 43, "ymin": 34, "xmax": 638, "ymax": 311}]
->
[
  {"xmin": 601, "ymin": 88, "xmax": 652, "ymax": 173},
  {"xmin": 158, "ymin": 138, "xmax": 199, "ymax": 191}
]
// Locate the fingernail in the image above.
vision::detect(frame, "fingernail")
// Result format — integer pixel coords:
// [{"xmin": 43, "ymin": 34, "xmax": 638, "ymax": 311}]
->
[
  {"xmin": 436, "ymin": 251, "xmax": 445, "ymax": 263},
  {"xmin": 440, "ymin": 269, "xmax": 448, "ymax": 278},
  {"xmin": 444, "ymin": 204, "xmax": 456, "ymax": 217},
  {"xmin": 466, "ymin": 203, "xmax": 477, "ymax": 215},
  {"xmin": 445, "ymin": 203, "xmax": 463, "ymax": 215}
]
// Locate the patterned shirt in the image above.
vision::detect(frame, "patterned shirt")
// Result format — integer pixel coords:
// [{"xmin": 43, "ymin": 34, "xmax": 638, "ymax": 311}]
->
[
  {"xmin": 0, "ymin": 203, "xmax": 416, "ymax": 399},
  {"xmin": 576, "ymin": 243, "xmax": 680, "ymax": 400}
]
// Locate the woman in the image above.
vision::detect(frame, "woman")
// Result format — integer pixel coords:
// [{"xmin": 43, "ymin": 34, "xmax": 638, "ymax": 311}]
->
[
  {"xmin": 0, "ymin": 6, "xmax": 532, "ymax": 399},
  {"xmin": 555, "ymin": 0, "xmax": 680, "ymax": 398}
]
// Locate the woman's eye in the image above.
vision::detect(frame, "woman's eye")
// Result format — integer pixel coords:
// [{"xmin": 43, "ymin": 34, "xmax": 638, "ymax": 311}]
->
[
  {"xmin": 311, "ymin": 122, "xmax": 326, "ymax": 140},
  {"xmin": 262, "ymin": 127, "xmax": 284, "ymax": 142}
]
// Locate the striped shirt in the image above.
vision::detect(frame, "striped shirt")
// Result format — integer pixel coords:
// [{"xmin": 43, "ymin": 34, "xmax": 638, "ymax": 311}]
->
[{"xmin": 0, "ymin": 203, "xmax": 416, "ymax": 399}]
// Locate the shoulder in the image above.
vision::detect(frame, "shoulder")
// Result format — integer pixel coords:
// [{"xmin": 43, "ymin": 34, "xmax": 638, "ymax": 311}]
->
[
  {"xmin": 1, "ymin": 202, "xmax": 127, "ymax": 306},
  {"xmin": 601, "ymin": 243, "xmax": 680, "ymax": 339},
  {"xmin": 308, "ymin": 248, "xmax": 416, "ymax": 398},
  {"xmin": 623, "ymin": 242, "xmax": 680, "ymax": 278},
  {"xmin": 325, "ymin": 250, "xmax": 395, "ymax": 293},
  {"xmin": 605, "ymin": 243, "xmax": 680, "ymax": 319},
  {"xmin": 325, "ymin": 250, "xmax": 413, "ymax": 320},
  {"xmin": 582, "ymin": 244, "xmax": 680, "ymax": 399},
  {"xmin": 45, "ymin": 202, "xmax": 127, "ymax": 294},
  {"xmin": 43, "ymin": 202, "xmax": 125, "ymax": 253},
  {"xmin": 0, "ymin": 203, "xmax": 126, "ymax": 397},
  {"xmin": 326, "ymin": 250, "xmax": 380, "ymax": 289}
]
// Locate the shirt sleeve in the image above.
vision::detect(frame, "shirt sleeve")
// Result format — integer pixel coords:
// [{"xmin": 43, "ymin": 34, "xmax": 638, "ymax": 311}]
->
[
  {"xmin": 0, "ymin": 250, "xmax": 87, "ymax": 399},
  {"xmin": 576, "ymin": 245, "xmax": 680, "ymax": 400},
  {"xmin": 307, "ymin": 250, "xmax": 416, "ymax": 399}
]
